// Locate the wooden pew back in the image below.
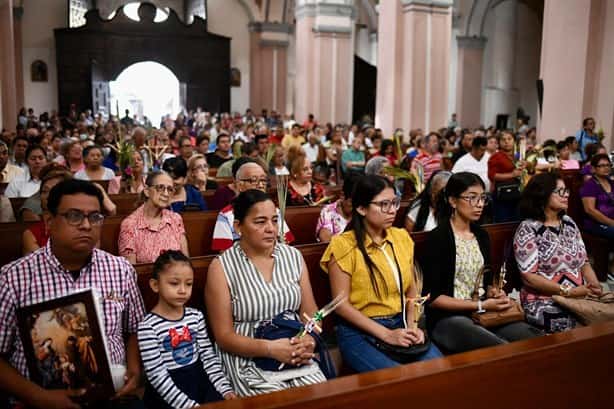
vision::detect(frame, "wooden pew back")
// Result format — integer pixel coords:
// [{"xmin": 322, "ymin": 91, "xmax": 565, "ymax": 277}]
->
[{"xmin": 200, "ymin": 321, "xmax": 614, "ymax": 409}]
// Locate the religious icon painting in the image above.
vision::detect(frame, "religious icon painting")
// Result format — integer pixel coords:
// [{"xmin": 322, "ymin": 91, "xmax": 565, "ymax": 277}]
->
[{"xmin": 16, "ymin": 289, "xmax": 115, "ymax": 402}]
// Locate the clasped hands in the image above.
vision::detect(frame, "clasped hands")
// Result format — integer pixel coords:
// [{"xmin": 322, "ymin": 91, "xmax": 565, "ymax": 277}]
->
[
  {"xmin": 383, "ymin": 327, "xmax": 425, "ymax": 347},
  {"xmin": 268, "ymin": 335, "xmax": 317, "ymax": 366}
]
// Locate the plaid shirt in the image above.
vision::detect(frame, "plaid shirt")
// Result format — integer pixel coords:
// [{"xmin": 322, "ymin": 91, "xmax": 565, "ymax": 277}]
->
[{"xmin": 0, "ymin": 241, "xmax": 146, "ymax": 379}]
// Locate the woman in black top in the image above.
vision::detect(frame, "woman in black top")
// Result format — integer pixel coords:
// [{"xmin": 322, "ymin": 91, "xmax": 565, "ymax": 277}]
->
[{"xmin": 419, "ymin": 172, "xmax": 541, "ymax": 354}]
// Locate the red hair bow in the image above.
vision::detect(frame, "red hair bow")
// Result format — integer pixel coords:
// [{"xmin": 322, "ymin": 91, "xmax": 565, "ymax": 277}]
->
[{"xmin": 169, "ymin": 326, "xmax": 192, "ymax": 348}]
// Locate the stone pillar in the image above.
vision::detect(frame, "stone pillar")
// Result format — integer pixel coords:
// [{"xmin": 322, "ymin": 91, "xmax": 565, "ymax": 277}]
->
[
  {"xmin": 249, "ymin": 22, "xmax": 290, "ymax": 114},
  {"xmin": 0, "ymin": 0, "xmax": 17, "ymax": 130},
  {"xmin": 539, "ymin": 0, "xmax": 614, "ymax": 150},
  {"xmin": 455, "ymin": 36, "xmax": 486, "ymax": 129},
  {"xmin": 13, "ymin": 5, "xmax": 24, "ymax": 110},
  {"xmin": 369, "ymin": 31, "xmax": 377, "ymax": 66},
  {"xmin": 482, "ymin": 0, "xmax": 518, "ymax": 128},
  {"xmin": 295, "ymin": 0, "xmax": 355, "ymax": 125},
  {"xmin": 375, "ymin": 0, "xmax": 452, "ymax": 138}
]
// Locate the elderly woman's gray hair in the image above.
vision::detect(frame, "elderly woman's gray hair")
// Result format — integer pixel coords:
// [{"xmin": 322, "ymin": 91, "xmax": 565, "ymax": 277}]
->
[{"xmin": 365, "ymin": 156, "xmax": 390, "ymax": 176}]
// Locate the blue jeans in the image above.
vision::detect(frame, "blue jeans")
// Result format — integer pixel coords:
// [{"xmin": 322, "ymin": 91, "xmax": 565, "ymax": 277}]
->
[{"xmin": 336, "ymin": 314, "xmax": 442, "ymax": 373}]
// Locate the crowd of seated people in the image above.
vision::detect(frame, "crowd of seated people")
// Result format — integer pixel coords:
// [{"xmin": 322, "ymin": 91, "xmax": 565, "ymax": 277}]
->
[{"xmin": 0, "ymin": 106, "xmax": 612, "ymax": 407}]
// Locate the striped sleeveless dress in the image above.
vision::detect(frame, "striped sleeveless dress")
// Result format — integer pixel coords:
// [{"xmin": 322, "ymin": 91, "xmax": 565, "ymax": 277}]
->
[{"xmin": 217, "ymin": 242, "xmax": 326, "ymax": 396}]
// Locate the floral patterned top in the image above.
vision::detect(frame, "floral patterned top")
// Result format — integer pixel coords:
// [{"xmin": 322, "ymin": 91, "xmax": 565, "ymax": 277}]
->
[
  {"xmin": 315, "ymin": 200, "xmax": 350, "ymax": 241},
  {"xmin": 453, "ymin": 235, "xmax": 484, "ymax": 300},
  {"xmin": 513, "ymin": 215, "xmax": 587, "ymax": 305},
  {"xmin": 287, "ymin": 182, "xmax": 325, "ymax": 206}
]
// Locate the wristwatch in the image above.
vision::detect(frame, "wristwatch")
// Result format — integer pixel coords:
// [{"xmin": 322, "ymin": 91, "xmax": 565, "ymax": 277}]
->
[
  {"xmin": 559, "ymin": 283, "xmax": 572, "ymax": 297},
  {"xmin": 477, "ymin": 299, "xmax": 486, "ymax": 314}
]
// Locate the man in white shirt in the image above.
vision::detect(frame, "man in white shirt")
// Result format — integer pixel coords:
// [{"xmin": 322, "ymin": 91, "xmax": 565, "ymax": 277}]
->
[
  {"xmin": 302, "ymin": 131, "xmax": 320, "ymax": 163},
  {"xmin": 451, "ymin": 136, "xmax": 490, "ymax": 191}
]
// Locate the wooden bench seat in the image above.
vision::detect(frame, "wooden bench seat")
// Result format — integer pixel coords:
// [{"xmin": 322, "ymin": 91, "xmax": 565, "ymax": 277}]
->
[{"xmin": 199, "ymin": 321, "xmax": 614, "ymax": 409}]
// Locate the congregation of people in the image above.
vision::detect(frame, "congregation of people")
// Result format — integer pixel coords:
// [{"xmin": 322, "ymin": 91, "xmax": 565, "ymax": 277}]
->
[{"xmin": 0, "ymin": 106, "xmax": 613, "ymax": 409}]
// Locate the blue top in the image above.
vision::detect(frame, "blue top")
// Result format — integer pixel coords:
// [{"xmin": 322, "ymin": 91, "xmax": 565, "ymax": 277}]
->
[
  {"xmin": 575, "ymin": 129, "xmax": 599, "ymax": 161},
  {"xmin": 170, "ymin": 184, "xmax": 207, "ymax": 213}
]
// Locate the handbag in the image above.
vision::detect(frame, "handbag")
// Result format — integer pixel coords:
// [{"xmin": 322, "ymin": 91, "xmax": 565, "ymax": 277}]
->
[
  {"xmin": 553, "ymin": 292, "xmax": 614, "ymax": 325},
  {"xmin": 367, "ymin": 244, "xmax": 432, "ymax": 363},
  {"xmin": 253, "ymin": 310, "xmax": 336, "ymax": 379},
  {"xmin": 471, "ymin": 300, "xmax": 525, "ymax": 328},
  {"xmin": 495, "ymin": 181, "xmax": 521, "ymax": 201},
  {"xmin": 471, "ymin": 264, "xmax": 525, "ymax": 328}
]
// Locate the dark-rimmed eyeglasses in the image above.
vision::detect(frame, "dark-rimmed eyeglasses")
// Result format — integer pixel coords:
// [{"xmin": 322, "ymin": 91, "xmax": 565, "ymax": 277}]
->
[
  {"xmin": 238, "ymin": 177, "xmax": 268, "ymax": 186},
  {"xmin": 150, "ymin": 184, "xmax": 175, "ymax": 194},
  {"xmin": 459, "ymin": 194, "xmax": 490, "ymax": 206},
  {"xmin": 370, "ymin": 197, "xmax": 401, "ymax": 213},
  {"xmin": 553, "ymin": 187, "xmax": 570, "ymax": 197},
  {"xmin": 58, "ymin": 210, "xmax": 105, "ymax": 226}
]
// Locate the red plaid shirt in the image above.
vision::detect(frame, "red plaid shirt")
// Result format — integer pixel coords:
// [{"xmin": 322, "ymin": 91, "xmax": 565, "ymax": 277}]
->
[{"xmin": 0, "ymin": 241, "xmax": 145, "ymax": 380}]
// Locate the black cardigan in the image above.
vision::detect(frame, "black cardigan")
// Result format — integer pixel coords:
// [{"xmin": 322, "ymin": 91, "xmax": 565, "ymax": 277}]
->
[{"xmin": 418, "ymin": 220, "xmax": 492, "ymax": 332}]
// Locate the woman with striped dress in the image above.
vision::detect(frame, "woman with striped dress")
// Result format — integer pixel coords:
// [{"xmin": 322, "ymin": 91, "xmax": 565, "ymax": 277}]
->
[{"xmin": 205, "ymin": 189, "xmax": 326, "ymax": 396}]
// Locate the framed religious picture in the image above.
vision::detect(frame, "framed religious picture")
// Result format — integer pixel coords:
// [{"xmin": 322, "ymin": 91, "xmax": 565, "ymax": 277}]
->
[
  {"xmin": 31, "ymin": 60, "xmax": 48, "ymax": 82},
  {"xmin": 16, "ymin": 289, "xmax": 115, "ymax": 403},
  {"xmin": 230, "ymin": 67, "xmax": 241, "ymax": 87}
]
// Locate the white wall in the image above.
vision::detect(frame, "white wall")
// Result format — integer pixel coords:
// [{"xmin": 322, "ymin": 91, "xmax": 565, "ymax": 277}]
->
[
  {"xmin": 207, "ymin": 0, "xmax": 250, "ymax": 113},
  {"xmin": 355, "ymin": 27, "xmax": 375, "ymax": 65},
  {"xmin": 22, "ymin": 0, "xmax": 67, "ymax": 115}
]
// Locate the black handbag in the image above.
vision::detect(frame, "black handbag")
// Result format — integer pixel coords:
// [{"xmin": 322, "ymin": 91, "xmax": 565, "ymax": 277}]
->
[
  {"xmin": 253, "ymin": 310, "xmax": 336, "ymax": 379},
  {"xmin": 495, "ymin": 181, "xmax": 521, "ymax": 201},
  {"xmin": 367, "ymin": 244, "xmax": 431, "ymax": 363}
]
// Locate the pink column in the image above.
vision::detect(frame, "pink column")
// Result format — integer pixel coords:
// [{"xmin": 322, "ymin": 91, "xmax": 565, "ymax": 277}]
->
[
  {"xmin": 13, "ymin": 5, "xmax": 24, "ymax": 110},
  {"xmin": 0, "ymin": 0, "xmax": 17, "ymax": 130},
  {"xmin": 249, "ymin": 22, "xmax": 290, "ymax": 114},
  {"xmin": 376, "ymin": 0, "xmax": 452, "ymax": 138},
  {"xmin": 539, "ymin": 0, "xmax": 614, "ymax": 150},
  {"xmin": 295, "ymin": 1, "xmax": 355, "ymax": 125},
  {"xmin": 455, "ymin": 36, "xmax": 486, "ymax": 129}
]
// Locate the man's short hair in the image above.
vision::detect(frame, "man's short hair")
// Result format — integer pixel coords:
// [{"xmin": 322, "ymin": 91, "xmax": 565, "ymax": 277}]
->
[
  {"xmin": 47, "ymin": 179, "xmax": 103, "ymax": 215},
  {"xmin": 254, "ymin": 134, "xmax": 268, "ymax": 143},
  {"xmin": 232, "ymin": 157, "xmax": 257, "ymax": 179},
  {"xmin": 471, "ymin": 136, "xmax": 487, "ymax": 149},
  {"xmin": 216, "ymin": 133, "xmax": 230, "ymax": 145}
]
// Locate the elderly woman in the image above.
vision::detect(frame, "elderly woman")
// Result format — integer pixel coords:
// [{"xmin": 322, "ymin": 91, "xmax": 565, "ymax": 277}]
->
[
  {"xmin": 162, "ymin": 157, "xmax": 207, "ymax": 213},
  {"xmin": 187, "ymin": 154, "xmax": 218, "ymax": 192},
  {"xmin": 118, "ymin": 171, "xmax": 189, "ymax": 264},
  {"xmin": 287, "ymin": 149, "xmax": 325, "ymax": 206},
  {"xmin": 54, "ymin": 140, "xmax": 85, "ymax": 174},
  {"xmin": 74, "ymin": 145, "xmax": 116, "ymax": 181},
  {"xmin": 580, "ymin": 153, "xmax": 614, "ymax": 241},
  {"xmin": 206, "ymin": 189, "xmax": 326, "ymax": 396},
  {"xmin": 405, "ymin": 171, "xmax": 452, "ymax": 233},
  {"xmin": 108, "ymin": 150, "xmax": 147, "ymax": 194},
  {"xmin": 514, "ymin": 172, "xmax": 602, "ymax": 333}
]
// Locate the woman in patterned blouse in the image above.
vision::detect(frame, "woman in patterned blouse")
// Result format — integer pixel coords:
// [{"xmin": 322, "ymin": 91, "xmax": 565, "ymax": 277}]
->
[{"xmin": 514, "ymin": 172, "xmax": 602, "ymax": 333}]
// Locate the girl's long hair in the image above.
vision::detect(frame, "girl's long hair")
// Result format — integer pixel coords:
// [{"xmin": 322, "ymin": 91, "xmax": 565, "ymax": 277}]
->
[{"xmin": 345, "ymin": 175, "xmax": 395, "ymax": 298}]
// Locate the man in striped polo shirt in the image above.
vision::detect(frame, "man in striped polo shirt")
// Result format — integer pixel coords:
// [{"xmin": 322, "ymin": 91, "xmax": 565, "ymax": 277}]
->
[{"xmin": 411, "ymin": 132, "xmax": 443, "ymax": 183}]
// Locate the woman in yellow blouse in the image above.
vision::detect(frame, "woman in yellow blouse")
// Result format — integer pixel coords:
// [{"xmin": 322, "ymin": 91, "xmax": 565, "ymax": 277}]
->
[{"xmin": 321, "ymin": 175, "xmax": 442, "ymax": 373}]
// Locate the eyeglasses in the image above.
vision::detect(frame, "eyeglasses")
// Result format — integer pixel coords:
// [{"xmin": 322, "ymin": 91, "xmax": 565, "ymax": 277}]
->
[
  {"xmin": 370, "ymin": 197, "xmax": 401, "ymax": 213},
  {"xmin": 181, "ymin": 145, "xmax": 192, "ymax": 148},
  {"xmin": 239, "ymin": 177, "xmax": 268, "ymax": 186},
  {"xmin": 58, "ymin": 210, "xmax": 105, "ymax": 226},
  {"xmin": 553, "ymin": 187, "xmax": 570, "ymax": 197},
  {"xmin": 150, "ymin": 184, "xmax": 176, "ymax": 194},
  {"xmin": 595, "ymin": 163, "xmax": 612, "ymax": 169},
  {"xmin": 459, "ymin": 194, "xmax": 490, "ymax": 206}
]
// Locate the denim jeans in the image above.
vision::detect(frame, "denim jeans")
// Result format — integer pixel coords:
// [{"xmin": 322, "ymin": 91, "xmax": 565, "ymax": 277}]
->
[
  {"xmin": 585, "ymin": 223, "xmax": 614, "ymax": 239},
  {"xmin": 336, "ymin": 314, "xmax": 442, "ymax": 373}
]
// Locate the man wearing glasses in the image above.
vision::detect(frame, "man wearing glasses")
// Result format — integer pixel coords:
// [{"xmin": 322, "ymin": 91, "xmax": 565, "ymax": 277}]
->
[
  {"xmin": 211, "ymin": 160, "xmax": 294, "ymax": 251},
  {"xmin": 0, "ymin": 179, "xmax": 145, "ymax": 408}
]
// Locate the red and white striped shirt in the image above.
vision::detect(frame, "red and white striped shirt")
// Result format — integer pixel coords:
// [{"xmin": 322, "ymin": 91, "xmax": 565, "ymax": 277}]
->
[
  {"xmin": 0, "ymin": 241, "xmax": 145, "ymax": 380},
  {"xmin": 412, "ymin": 152, "xmax": 442, "ymax": 182}
]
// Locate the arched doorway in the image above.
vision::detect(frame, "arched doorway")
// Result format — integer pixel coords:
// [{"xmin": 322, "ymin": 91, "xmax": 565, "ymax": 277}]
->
[{"xmin": 110, "ymin": 61, "xmax": 182, "ymax": 124}]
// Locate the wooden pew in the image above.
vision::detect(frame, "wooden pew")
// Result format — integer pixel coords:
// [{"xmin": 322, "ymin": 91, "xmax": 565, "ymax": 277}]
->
[{"xmin": 200, "ymin": 321, "xmax": 614, "ymax": 409}]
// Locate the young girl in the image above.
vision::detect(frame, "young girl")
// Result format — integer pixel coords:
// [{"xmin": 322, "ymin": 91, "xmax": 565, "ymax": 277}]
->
[{"xmin": 138, "ymin": 250, "xmax": 236, "ymax": 408}]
